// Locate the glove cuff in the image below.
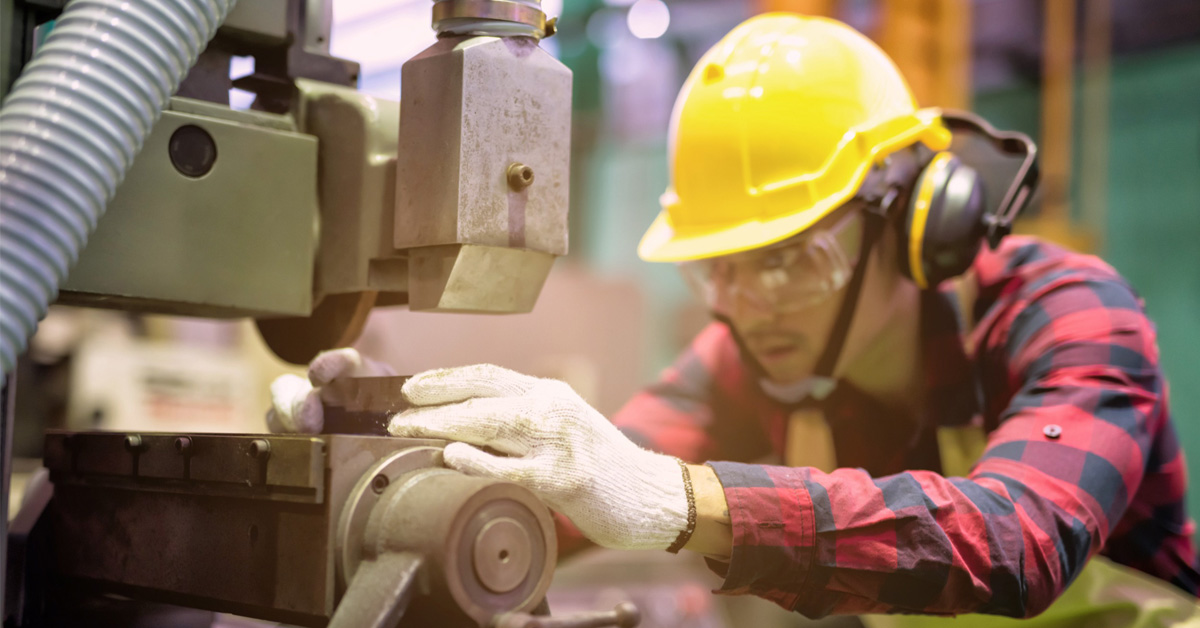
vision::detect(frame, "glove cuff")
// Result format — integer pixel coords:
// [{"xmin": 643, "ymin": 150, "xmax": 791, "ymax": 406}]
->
[
  {"xmin": 665, "ymin": 458, "xmax": 697, "ymax": 553},
  {"xmin": 585, "ymin": 449, "xmax": 690, "ymax": 551}
]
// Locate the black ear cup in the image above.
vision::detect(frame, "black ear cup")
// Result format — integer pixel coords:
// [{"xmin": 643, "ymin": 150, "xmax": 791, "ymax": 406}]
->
[{"xmin": 901, "ymin": 152, "xmax": 987, "ymax": 289}]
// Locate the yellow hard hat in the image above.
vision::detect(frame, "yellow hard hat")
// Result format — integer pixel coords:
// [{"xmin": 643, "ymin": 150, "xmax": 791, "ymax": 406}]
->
[{"xmin": 639, "ymin": 13, "xmax": 953, "ymax": 262}]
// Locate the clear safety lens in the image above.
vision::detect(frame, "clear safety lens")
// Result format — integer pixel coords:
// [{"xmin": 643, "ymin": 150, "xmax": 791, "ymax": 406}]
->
[{"xmin": 678, "ymin": 209, "xmax": 863, "ymax": 314}]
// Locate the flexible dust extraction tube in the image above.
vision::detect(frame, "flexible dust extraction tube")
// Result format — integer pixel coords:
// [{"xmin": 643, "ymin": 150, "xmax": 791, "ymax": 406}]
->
[{"xmin": 0, "ymin": 0, "xmax": 239, "ymax": 374}]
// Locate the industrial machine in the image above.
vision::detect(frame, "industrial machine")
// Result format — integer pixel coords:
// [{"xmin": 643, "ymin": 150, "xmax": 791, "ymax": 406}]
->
[{"xmin": 0, "ymin": 0, "xmax": 636, "ymax": 625}]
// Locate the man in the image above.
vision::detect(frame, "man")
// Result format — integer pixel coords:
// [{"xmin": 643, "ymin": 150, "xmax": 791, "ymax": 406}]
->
[{"xmin": 270, "ymin": 14, "xmax": 1199, "ymax": 623}]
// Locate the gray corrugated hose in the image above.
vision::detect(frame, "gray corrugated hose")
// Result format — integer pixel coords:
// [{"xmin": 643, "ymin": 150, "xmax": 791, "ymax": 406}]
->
[{"xmin": 0, "ymin": 0, "xmax": 239, "ymax": 374}]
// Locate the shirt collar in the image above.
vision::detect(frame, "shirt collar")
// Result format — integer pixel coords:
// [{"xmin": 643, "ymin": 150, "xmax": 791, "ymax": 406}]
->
[{"xmin": 753, "ymin": 285, "xmax": 979, "ymax": 427}]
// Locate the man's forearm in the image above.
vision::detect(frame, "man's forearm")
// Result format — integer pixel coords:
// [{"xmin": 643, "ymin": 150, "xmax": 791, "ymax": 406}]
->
[{"xmin": 683, "ymin": 464, "xmax": 732, "ymax": 560}]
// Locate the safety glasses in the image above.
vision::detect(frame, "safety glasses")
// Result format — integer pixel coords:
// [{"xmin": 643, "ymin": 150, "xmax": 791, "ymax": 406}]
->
[{"xmin": 678, "ymin": 207, "xmax": 864, "ymax": 314}]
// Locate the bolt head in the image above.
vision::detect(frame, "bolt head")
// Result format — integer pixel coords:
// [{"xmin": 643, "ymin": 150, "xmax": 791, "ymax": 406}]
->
[
  {"xmin": 249, "ymin": 439, "xmax": 271, "ymax": 458},
  {"xmin": 507, "ymin": 163, "xmax": 535, "ymax": 191}
]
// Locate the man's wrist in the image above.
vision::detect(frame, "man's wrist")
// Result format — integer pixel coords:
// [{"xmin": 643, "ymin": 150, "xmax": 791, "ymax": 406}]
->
[
  {"xmin": 683, "ymin": 463, "xmax": 732, "ymax": 560},
  {"xmin": 665, "ymin": 458, "xmax": 697, "ymax": 553}
]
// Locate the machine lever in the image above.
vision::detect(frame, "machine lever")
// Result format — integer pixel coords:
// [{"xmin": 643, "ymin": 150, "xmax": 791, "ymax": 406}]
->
[
  {"xmin": 491, "ymin": 602, "xmax": 641, "ymax": 628},
  {"xmin": 327, "ymin": 552, "xmax": 423, "ymax": 628}
]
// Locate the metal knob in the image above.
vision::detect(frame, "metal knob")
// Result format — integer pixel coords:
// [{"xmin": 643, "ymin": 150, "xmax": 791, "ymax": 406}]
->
[{"xmin": 492, "ymin": 602, "xmax": 641, "ymax": 628}]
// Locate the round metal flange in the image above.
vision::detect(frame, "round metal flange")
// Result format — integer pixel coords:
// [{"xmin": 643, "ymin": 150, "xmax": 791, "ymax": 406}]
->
[
  {"xmin": 442, "ymin": 484, "xmax": 555, "ymax": 622},
  {"xmin": 335, "ymin": 446, "xmax": 444, "ymax": 589},
  {"xmin": 472, "ymin": 517, "xmax": 533, "ymax": 593},
  {"xmin": 340, "ymin": 454, "xmax": 556, "ymax": 622},
  {"xmin": 432, "ymin": 0, "xmax": 547, "ymax": 35}
]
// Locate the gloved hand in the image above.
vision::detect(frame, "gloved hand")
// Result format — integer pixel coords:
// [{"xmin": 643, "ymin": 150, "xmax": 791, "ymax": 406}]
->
[
  {"xmin": 390, "ymin": 364, "xmax": 689, "ymax": 551},
  {"xmin": 266, "ymin": 348, "xmax": 396, "ymax": 433}
]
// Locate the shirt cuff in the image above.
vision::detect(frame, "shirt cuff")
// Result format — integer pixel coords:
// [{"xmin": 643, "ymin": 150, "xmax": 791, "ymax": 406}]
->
[{"xmin": 705, "ymin": 461, "xmax": 820, "ymax": 611}]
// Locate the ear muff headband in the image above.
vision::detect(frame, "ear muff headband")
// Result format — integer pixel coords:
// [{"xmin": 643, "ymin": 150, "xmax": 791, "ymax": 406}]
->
[
  {"xmin": 907, "ymin": 152, "xmax": 956, "ymax": 290},
  {"xmin": 902, "ymin": 111, "xmax": 1040, "ymax": 289},
  {"xmin": 939, "ymin": 110, "xmax": 1040, "ymax": 247}
]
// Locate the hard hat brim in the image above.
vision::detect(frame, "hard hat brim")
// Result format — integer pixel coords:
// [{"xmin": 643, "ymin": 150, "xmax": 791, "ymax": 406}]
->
[
  {"xmin": 639, "ymin": 108, "xmax": 952, "ymax": 263},
  {"xmin": 638, "ymin": 191, "xmax": 847, "ymax": 263}
]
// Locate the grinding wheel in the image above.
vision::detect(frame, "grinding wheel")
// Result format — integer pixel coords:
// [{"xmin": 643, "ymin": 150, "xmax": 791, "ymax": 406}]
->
[{"xmin": 256, "ymin": 291, "xmax": 377, "ymax": 365}]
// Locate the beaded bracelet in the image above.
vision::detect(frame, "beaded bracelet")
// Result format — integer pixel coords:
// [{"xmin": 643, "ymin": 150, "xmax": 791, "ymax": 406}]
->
[{"xmin": 666, "ymin": 457, "xmax": 697, "ymax": 554}]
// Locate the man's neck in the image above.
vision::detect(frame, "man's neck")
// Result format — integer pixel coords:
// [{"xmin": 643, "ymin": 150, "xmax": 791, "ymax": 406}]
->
[{"xmin": 842, "ymin": 284, "xmax": 925, "ymax": 413}]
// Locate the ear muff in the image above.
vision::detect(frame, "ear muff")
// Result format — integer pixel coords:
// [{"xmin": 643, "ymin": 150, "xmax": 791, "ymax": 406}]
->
[{"xmin": 901, "ymin": 152, "xmax": 987, "ymax": 289}]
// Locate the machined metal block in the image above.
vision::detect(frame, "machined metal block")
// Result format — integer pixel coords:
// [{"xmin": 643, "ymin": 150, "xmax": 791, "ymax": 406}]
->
[
  {"xmin": 395, "ymin": 36, "xmax": 571, "ymax": 256},
  {"xmin": 40, "ymin": 432, "xmax": 443, "ymax": 625},
  {"xmin": 34, "ymin": 429, "xmax": 557, "ymax": 627},
  {"xmin": 294, "ymin": 80, "xmax": 406, "ymax": 301}
]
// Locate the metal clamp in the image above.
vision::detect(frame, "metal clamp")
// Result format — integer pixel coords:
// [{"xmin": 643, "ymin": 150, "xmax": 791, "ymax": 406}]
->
[{"xmin": 432, "ymin": 0, "xmax": 551, "ymax": 37}]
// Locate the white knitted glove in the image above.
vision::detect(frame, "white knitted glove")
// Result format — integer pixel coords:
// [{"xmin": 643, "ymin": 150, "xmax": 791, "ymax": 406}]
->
[
  {"xmin": 266, "ymin": 348, "xmax": 396, "ymax": 433},
  {"xmin": 390, "ymin": 364, "xmax": 689, "ymax": 551}
]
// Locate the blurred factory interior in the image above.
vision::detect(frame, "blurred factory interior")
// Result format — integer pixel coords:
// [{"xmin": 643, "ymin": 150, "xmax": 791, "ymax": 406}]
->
[{"xmin": 4, "ymin": 0, "xmax": 1200, "ymax": 626}]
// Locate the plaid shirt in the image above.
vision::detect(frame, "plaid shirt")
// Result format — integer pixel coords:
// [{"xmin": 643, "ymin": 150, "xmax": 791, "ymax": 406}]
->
[{"xmin": 610, "ymin": 236, "xmax": 1199, "ymax": 618}]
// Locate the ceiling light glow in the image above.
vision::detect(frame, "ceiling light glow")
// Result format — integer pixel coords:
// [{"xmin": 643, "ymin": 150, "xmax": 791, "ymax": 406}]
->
[{"xmin": 626, "ymin": 0, "xmax": 670, "ymax": 40}]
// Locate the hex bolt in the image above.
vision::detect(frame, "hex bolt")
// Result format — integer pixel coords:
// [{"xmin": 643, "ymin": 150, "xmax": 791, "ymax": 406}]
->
[
  {"xmin": 507, "ymin": 162, "xmax": 534, "ymax": 191},
  {"xmin": 371, "ymin": 474, "xmax": 389, "ymax": 494},
  {"xmin": 124, "ymin": 435, "xmax": 144, "ymax": 452},
  {"xmin": 174, "ymin": 436, "xmax": 193, "ymax": 454},
  {"xmin": 249, "ymin": 439, "xmax": 271, "ymax": 459}
]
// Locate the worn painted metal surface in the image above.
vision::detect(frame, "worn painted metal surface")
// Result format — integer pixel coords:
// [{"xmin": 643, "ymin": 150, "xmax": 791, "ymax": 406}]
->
[
  {"xmin": 36, "ymin": 430, "xmax": 556, "ymax": 627},
  {"xmin": 395, "ymin": 34, "xmax": 572, "ymax": 314}
]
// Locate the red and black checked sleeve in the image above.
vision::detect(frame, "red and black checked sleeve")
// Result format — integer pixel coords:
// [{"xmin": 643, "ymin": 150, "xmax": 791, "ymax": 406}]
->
[{"xmin": 706, "ymin": 274, "xmax": 1170, "ymax": 618}]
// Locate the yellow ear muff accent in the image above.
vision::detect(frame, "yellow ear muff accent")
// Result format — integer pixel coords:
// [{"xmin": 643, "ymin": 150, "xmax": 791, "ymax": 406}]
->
[{"xmin": 908, "ymin": 152, "xmax": 955, "ymax": 290}]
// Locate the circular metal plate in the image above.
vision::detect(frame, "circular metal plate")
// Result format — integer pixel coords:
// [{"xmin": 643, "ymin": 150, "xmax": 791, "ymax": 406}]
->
[
  {"xmin": 432, "ymin": 0, "xmax": 546, "ymax": 31},
  {"xmin": 446, "ymin": 486, "xmax": 556, "ymax": 622},
  {"xmin": 472, "ymin": 517, "xmax": 533, "ymax": 593}
]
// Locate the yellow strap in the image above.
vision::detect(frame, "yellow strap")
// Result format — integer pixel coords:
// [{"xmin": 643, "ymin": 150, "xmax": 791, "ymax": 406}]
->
[
  {"xmin": 936, "ymin": 424, "xmax": 988, "ymax": 478},
  {"xmin": 785, "ymin": 408, "xmax": 837, "ymax": 473}
]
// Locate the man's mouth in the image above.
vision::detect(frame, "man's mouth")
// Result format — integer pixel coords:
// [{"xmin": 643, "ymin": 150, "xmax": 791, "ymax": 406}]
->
[
  {"xmin": 758, "ymin": 344, "xmax": 798, "ymax": 361},
  {"xmin": 747, "ymin": 334, "xmax": 806, "ymax": 363}
]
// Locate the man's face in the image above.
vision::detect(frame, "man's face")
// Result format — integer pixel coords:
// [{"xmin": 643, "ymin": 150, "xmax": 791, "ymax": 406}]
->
[
  {"xmin": 683, "ymin": 206, "xmax": 909, "ymax": 383},
  {"xmin": 733, "ymin": 280, "xmax": 845, "ymax": 382}
]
